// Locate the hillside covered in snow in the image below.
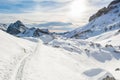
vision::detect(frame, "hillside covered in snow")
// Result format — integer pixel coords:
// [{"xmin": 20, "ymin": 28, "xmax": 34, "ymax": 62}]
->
[
  {"xmin": 0, "ymin": 26, "xmax": 120, "ymax": 80},
  {"xmin": 65, "ymin": 0, "xmax": 120, "ymax": 40}
]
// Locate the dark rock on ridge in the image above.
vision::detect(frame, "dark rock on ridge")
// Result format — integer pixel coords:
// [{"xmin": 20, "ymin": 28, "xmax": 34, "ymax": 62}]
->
[
  {"xmin": 89, "ymin": 0, "xmax": 120, "ymax": 22},
  {"xmin": 7, "ymin": 20, "xmax": 28, "ymax": 35}
]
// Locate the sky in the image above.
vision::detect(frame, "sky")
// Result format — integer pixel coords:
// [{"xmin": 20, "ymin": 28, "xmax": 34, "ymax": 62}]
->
[{"xmin": 0, "ymin": 0, "xmax": 113, "ymax": 32}]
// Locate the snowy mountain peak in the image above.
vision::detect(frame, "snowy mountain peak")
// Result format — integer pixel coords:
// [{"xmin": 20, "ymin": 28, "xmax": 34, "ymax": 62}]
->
[
  {"xmin": 7, "ymin": 20, "xmax": 28, "ymax": 35},
  {"xmin": 15, "ymin": 20, "xmax": 25, "ymax": 26},
  {"xmin": 6, "ymin": 20, "xmax": 52, "ymax": 37}
]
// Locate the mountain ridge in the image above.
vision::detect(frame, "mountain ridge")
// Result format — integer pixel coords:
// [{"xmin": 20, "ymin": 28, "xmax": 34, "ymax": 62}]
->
[{"xmin": 64, "ymin": 0, "xmax": 120, "ymax": 40}]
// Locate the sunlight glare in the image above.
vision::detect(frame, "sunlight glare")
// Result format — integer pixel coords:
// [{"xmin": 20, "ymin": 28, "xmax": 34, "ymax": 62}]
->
[{"xmin": 69, "ymin": 0, "xmax": 87, "ymax": 18}]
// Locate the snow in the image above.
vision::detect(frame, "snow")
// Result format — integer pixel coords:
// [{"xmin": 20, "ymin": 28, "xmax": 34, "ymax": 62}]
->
[
  {"xmin": 0, "ymin": 30, "xmax": 36, "ymax": 80},
  {"xmin": 40, "ymin": 34, "xmax": 54, "ymax": 44},
  {"xmin": 0, "ymin": 23, "xmax": 8, "ymax": 31},
  {"xmin": 21, "ymin": 43, "xmax": 84, "ymax": 80},
  {"xmin": 0, "ymin": 27, "xmax": 120, "ymax": 80},
  {"xmin": 0, "ymin": 1, "xmax": 120, "ymax": 80},
  {"xmin": 64, "ymin": 2, "xmax": 120, "ymax": 39},
  {"xmin": 83, "ymin": 68, "xmax": 104, "ymax": 77},
  {"xmin": 87, "ymin": 29, "xmax": 120, "ymax": 46},
  {"xmin": 16, "ymin": 38, "xmax": 120, "ymax": 80}
]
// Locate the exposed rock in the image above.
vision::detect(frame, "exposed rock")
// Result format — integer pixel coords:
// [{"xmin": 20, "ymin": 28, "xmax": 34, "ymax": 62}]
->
[
  {"xmin": 103, "ymin": 76, "xmax": 116, "ymax": 80},
  {"xmin": 89, "ymin": 7, "xmax": 109, "ymax": 22},
  {"xmin": 99, "ymin": 72, "xmax": 116, "ymax": 80},
  {"xmin": 72, "ymin": 29, "xmax": 92, "ymax": 39},
  {"xmin": 7, "ymin": 20, "xmax": 28, "ymax": 35},
  {"xmin": 108, "ymin": 0, "xmax": 120, "ymax": 7},
  {"xmin": 33, "ymin": 28, "xmax": 49, "ymax": 37},
  {"xmin": 89, "ymin": 0, "xmax": 120, "ymax": 22},
  {"xmin": 115, "ymin": 68, "xmax": 120, "ymax": 71}
]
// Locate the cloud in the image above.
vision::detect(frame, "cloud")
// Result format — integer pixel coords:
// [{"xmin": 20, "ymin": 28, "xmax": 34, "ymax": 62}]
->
[
  {"xmin": 31, "ymin": 21, "xmax": 74, "ymax": 32},
  {"xmin": 37, "ymin": 22, "xmax": 72, "ymax": 27},
  {"xmin": 0, "ymin": 0, "xmax": 114, "ymax": 32},
  {"xmin": 38, "ymin": 1, "xmax": 66, "ymax": 8},
  {"xmin": 0, "ymin": 0, "xmax": 70, "ymax": 13},
  {"xmin": 33, "ymin": 1, "xmax": 71, "ymax": 12},
  {"xmin": 87, "ymin": 0, "xmax": 113, "ymax": 7},
  {"xmin": 0, "ymin": 0, "xmax": 36, "ymax": 13}
]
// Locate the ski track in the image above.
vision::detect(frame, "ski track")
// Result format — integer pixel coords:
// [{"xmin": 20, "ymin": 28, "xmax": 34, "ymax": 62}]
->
[{"xmin": 10, "ymin": 40, "xmax": 41, "ymax": 80}]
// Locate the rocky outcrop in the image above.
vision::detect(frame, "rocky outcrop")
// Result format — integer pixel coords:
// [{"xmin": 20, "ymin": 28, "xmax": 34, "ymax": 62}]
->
[
  {"xmin": 89, "ymin": 7, "xmax": 109, "ymax": 22},
  {"xmin": 115, "ymin": 68, "xmax": 120, "ymax": 71},
  {"xmin": 33, "ymin": 28, "xmax": 49, "ymax": 37},
  {"xmin": 17, "ymin": 27, "xmax": 50, "ymax": 37},
  {"xmin": 89, "ymin": 0, "xmax": 120, "ymax": 22},
  {"xmin": 6, "ymin": 20, "xmax": 51, "ymax": 37},
  {"xmin": 108, "ymin": 0, "xmax": 120, "ymax": 7},
  {"xmin": 65, "ymin": 0, "xmax": 120, "ymax": 39},
  {"xmin": 102, "ymin": 76, "xmax": 116, "ymax": 80},
  {"xmin": 7, "ymin": 20, "xmax": 28, "ymax": 35}
]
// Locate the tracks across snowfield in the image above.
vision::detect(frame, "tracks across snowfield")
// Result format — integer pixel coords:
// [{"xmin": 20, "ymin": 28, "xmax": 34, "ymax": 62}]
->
[
  {"xmin": 8, "ymin": 38, "xmax": 120, "ymax": 80},
  {"xmin": 10, "ymin": 40, "xmax": 41, "ymax": 80}
]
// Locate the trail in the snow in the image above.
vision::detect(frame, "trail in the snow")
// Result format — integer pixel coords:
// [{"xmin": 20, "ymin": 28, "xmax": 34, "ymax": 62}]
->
[{"xmin": 10, "ymin": 40, "xmax": 41, "ymax": 80}]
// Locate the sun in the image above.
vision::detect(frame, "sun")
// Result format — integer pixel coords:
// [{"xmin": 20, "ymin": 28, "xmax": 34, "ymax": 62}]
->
[{"xmin": 69, "ymin": 0, "xmax": 87, "ymax": 18}]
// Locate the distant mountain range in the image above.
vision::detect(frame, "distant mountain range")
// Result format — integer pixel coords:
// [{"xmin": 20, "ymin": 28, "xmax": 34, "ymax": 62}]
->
[{"xmin": 5, "ymin": 20, "xmax": 51, "ymax": 37}]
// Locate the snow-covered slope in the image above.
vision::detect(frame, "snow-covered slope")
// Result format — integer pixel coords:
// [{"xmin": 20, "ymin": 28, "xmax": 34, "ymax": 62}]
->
[
  {"xmin": 87, "ymin": 29, "xmax": 120, "ymax": 46},
  {"xmin": 65, "ymin": 0, "xmax": 120, "ymax": 39},
  {"xmin": 13, "ymin": 37, "xmax": 120, "ymax": 80},
  {"xmin": 51, "ymin": 38, "xmax": 119, "ymax": 61},
  {"xmin": 0, "ymin": 30, "xmax": 36, "ymax": 80},
  {"xmin": 0, "ymin": 23, "xmax": 8, "ymax": 31},
  {"xmin": 0, "ymin": 28, "xmax": 120, "ymax": 80},
  {"xmin": 17, "ymin": 27, "xmax": 50, "ymax": 37}
]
